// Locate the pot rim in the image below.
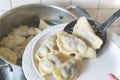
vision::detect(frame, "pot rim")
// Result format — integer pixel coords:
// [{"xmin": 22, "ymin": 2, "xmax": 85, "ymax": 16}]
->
[{"xmin": 0, "ymin": 4, "xmax": 77, "ymax": 20}]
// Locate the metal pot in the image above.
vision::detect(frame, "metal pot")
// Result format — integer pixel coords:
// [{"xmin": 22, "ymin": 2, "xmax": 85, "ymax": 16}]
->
[{"xmin": 0, "ymin": 4, "xmax": 89, "ymax": 80}]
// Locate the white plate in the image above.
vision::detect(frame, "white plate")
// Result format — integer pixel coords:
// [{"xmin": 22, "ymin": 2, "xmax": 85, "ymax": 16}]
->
[{"xmin": 23, "ymin": 23, "xmax": 120, "ymax": 80}]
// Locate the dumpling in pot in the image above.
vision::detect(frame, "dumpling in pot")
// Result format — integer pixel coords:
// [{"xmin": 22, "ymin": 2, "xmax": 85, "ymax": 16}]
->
[
  {"xmin": 0, "ymin": 34, "xmax": 25, "ymax": 48},
  {"xmin": 13, "ymin": 36, "xmax": 34, "ymax": 58},
  {"xmin": 0, "ymin": 47, "xmax": 17, "ymax": 64},
  {"xmin": 10, "ymin": 25, "xmax": 41, "ymax": 36},
  {"xmin": 53, "ymin": 58, "xmax": 81, "ymax": 80},
  {"xmin": 38, "ymin": 50, "xmax": 71, "ymax": 76},
  {"xmin": 39, "ymin": 19, "xmax": 50, "ymax": 30},
  {"xmin": 56, "ymin": 31, "xmax": 96, "ymax": 59}
]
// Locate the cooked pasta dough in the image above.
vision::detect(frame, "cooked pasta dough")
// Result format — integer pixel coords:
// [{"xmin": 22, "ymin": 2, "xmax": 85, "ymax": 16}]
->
[
  {"xmin": 10, "ymin": 25, "xmax": 41, "ymax": 36},
  {"xmin": 56, "ymin": 31, "xmax": 96, "ymax": 59},
  {"xmin": 38, "ymin": 50, "xmax": 71, "ymax": 76},
  {"xmin": 0, "ymin": 20, "xmax": 51, "ymax": 65},
  {"xmin": 0, "ymin": 47, "xmax": 17, "ymax": 64},
  {"xmin": 39, "ymin": 19, "xmax": 49, "ymax": 30},
  {"xmin": 13, "ymin": 36, "xmax": 34, "ymax": 58},
  {"xmin": 0, "ymin": 34, "xmax": 26, "ymax": 48},
  {"xmin": 53, "ymin": 58, "xmax": 81, "ymax": 80},
  {"xmin": 73, "ymin": 17, "xmax": 103, "ymax": 49},
  {"xmin": 36, "ymin": 34, "xmax": 58, "ymax": 59}
]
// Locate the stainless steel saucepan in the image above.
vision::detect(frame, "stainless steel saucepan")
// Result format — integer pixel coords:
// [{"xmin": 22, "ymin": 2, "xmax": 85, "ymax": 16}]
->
[{"xmin": 0, "ymin": 4, "xmax": 89, "ymax": 80}]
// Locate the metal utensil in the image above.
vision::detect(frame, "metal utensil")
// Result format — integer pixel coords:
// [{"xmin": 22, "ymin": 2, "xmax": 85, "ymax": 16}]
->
[
  {"xmin": 64, "ymin": 9, "xmax": 120, "ymax": 54},
  {"xmin": 0, "ymin": 57, "xmax": 26, "ymax": 80}
]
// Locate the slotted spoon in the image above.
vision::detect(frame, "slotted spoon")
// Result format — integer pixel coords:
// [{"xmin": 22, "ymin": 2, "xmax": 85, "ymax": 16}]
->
[{"xmin": 64, "ymin": 9, "xmax": 120, "ymax": 54}]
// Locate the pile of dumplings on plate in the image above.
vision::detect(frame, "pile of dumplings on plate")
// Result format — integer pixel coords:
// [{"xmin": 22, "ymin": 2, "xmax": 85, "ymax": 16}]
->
[{"xmin": 35, "ymin": 17, "xmax": 103, "ymax": 80}]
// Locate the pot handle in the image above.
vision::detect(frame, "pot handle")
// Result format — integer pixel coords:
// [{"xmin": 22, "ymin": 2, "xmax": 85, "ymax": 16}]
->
[
  {"xmin": 66, "ymin": 5, "xmax": 90, "ymax": 19},
  {"xmin": 0, "ymin": 56, "xmax": 13, "ymax": 71}
]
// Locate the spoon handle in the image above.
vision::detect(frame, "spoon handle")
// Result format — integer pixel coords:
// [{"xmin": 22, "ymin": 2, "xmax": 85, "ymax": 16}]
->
[{"xmin": 101, "ymin": 9, "xmax": 120, "ymax": 33}]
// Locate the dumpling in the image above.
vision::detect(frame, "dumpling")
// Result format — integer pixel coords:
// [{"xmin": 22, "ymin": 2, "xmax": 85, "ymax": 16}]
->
[
  {"xmin": 36, "ymin": 34, "xmax": 58, "ymax": 60},
  {"xmin": 19, "ymin": 35, "xmax": 34, "ymax": 47},
  {"xmin": 10, "ymin": 25, "xmax": 41, "ymax": 36},
  {"xmin": 56, "ymin": 31, "xmax": 96, "ymax": 59},
  {"xmin": 0, "ymin": 34, "xmax": 26, "ymax": 48},
  {"xmin": 38, "ymin": 50, "xmax": 71, "ymax": 76},
  {"xmin": 39, "ymin": 19, "xmax": 50, "ymax": 30},
  {"xmin": 53, "ymin": 58, "xmax": 81, "ymax": 80},
  {"xmin": 13, "ymin": 36, "xmax": 34, "ymax": 58},
  {"xmin": 0, "ymin": 47, "xmax": 17, "ymax": 64},
  {"xmin": 44, "ymin": 74, "xmax": 56, "ymax": 80},
  {"xmin": 13, "ymin": 46, "xmax": 25, "ymax": 58},
  {"xmin": 73, "ymin": 17, "xmax": 103, "ymax": 49}
]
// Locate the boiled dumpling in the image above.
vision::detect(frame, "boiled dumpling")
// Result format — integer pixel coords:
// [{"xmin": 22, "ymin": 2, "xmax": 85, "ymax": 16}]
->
[
  {"xmin": 53, "ymin": 58, "xmax": 81, "ymax": 80},
  {"xmin": 73, "ymin": 17, "xmax": 103, "ymax": 49},
  {"xmin": 56, "ymin": 31, "xmax": 96, "ymax": 59},
  {"xmin": 0, "ymin": 47, "xmax": 17, "ymax": 64},
  {"xmin": 39, "ymin": 19, "xmax": 50, "ymax": 30},
  {"xmin": 10, "ymin": 25, "xmax": 41, "ymax": 36},
  {"xmin": 0, "ymin": 34, "xmax": 26, "ymax": 48},
  {"xmin": 36, "ymin": 34, "xmax": 58, "ymax": 60},
  {"xmin": 38, "ymin": 50, "xmax": 71, "ymax": 76},
  {"xmin": 13, "ymin": 36, "xmax": 34, "ymax": 58}
]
